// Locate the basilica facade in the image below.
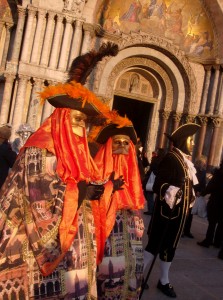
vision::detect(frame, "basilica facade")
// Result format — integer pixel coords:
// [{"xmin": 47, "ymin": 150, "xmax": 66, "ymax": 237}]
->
[{"xmin": 0, "ymin": 0, "xmax": 223, "ymax": 169}]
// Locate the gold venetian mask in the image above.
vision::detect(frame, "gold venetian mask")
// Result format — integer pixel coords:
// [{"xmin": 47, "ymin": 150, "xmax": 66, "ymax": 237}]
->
[
  {"xmin": 112, "ymin": 134, "xmax": 131, "ymax": 155},
  {"xmin": 70, "ymin": 110, "xmax": 87, "ymax": 137},
  {"xmin": 186, "ymin": 136, "xmax": 194, "ymax": 155}
]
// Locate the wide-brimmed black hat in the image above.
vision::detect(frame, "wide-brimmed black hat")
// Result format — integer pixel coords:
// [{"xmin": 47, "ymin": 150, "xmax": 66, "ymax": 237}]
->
[
  {"xmin": 47, "ymin": 93, "xmax": 101, "ymax": 116},
  {"xmin": 165, "ymin": 123, "xmax": 200, "ymax": 154},
  {"xmin": 167, "ymin": 123, "xmax": 200, "ymax": 142},
  {"xmin": 95, "ymin": 123, "xmax": 138, "ymax": 145}
]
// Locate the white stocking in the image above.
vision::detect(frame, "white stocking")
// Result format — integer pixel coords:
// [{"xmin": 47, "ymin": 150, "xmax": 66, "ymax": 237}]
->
[{"xmin": 159, "ymin": 260, "xmax": 171, "ymax": 285}]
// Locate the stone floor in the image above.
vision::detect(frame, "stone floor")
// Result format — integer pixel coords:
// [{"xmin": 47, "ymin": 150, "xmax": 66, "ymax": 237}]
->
[{"xmin": 140, "ymin": 213, "xmax": 223, "ymax": 300}]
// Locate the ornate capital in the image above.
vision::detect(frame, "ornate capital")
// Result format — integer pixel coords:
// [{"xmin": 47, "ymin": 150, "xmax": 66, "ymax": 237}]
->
[
  {"xmin": 172, "ymin": 112, "xmax": 182, "ymax": 123},
  {"xmin": 47, "ymin": 11, "xmax": 55, "ymax": 21},
  {"xmin": 204, "ymin": 65, "xmax": 212, "ymax": 71},
  {"xmin": 37, "ymin": 9, "xmax": 47, "ymax": 19},
  {"xmin": 65, "ymin": 15, "xmax": 73, "ymax": 24},
  {"xmin": 198, "ymin": 115, "xmax": 208, "ymax": 125},
  {"xmin": 17, "ymin": 6, "xmax": 26, "ymax": 18},
  {"xmin": 56, "ymin": 14, "xmax": 64, "ymax": 22},
  {"xmin": 211, "ymin": 116, "xmax": 222, "ymax": 127},
  {"xmin": 185, "ymin": 114, "xmax": 196, "ymax": 123},
  {"xmin": 160, "ymin": 110, "xmax": 170, "ymax": 120},
  {"xmin": 4, "ymin": 73, "xmax": 16, "ymax": 82}
]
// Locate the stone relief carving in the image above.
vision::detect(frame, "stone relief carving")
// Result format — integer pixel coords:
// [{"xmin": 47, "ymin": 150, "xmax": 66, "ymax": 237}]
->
[
  {"xmin": 63, "ymin": 0, "xmax": 87, "ymax": 16},
  {"xmin": 94, "ymin": 32, "xmax": 197, "ymax": 114},
  {"xmin": 94, "ymin": 56, "xmax": 173, "ymax": 111}
]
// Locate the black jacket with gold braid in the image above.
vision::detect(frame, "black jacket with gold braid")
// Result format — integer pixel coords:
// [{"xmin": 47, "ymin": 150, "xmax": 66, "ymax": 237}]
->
[{"xmin": 145, "ymin": 147, "xmax": 193, "ymax": 261}]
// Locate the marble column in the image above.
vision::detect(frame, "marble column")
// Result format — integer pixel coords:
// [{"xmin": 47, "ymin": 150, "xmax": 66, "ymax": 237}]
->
[
  {"xmin": 207, "ymin": 65, "xmax": 220, "ymax": 114},
  {"xmin": 158, "ymin": 110, "xmax": 170, "ymax": 148},
  {"xmin": 207, "ymin": 117, "xmax": 222, "ymax": 169},
  {"xmin": 214, "ymin": 69, "xmax": 223, "ymax": 115},
  {"xmin": 30, "ymin": 9, "xmax": 46, "ymax": 65},
  {"xmin": 21, "ymin": 7, "xmax": 37, "ymax": 63},
  {"xmin": 196, "ymin": 116, "xmax": 208, "ymax": 158},
  {"xmin": 1, "ymin": 23, "xmax": 13, "ymax": 68},
  {"xmin": 11, "ymin": 75, "xmax": 29, "ymax": 139},
  {"xmin": 27, "ymin": 78, "xmax": 43, "ymax": 129},
  {"xmin": 41, "ymin": 100, "xmax": 53, "ymax": 123},
  {"xmin": 58, "ymin": 16, "xmax": 73, "ymax": 71},
  {"xmin": 81, "ymin": 23, "xmax": 94, "ymax": 54},
  {"xmin": 199, "ymin": 65, "xmax": 212, "ymax": 114},
  {"xmin": 172, "ymin": 112, "xmax": 182, "ymax": 132},
  {"xmin": 0, "ymin": 21, "xmax": 4, "ymax": 39},
  {"xmin": 69, "ymin": 19, "xmax": 83, "ymax": 66},
  {"xmin": 40, "ymin": 12, "xmax": 55, "ymax": 67},
  {"xmin": 49, "ymin": 14, "xmax": 64, "ymax": 69},
  {"xmin": 10, "ymin": 6, "xmax": 26, "ymax": 63},
  {"xmin": 0, "ymin": 74, "xmax": 15, "ymax": 124}
]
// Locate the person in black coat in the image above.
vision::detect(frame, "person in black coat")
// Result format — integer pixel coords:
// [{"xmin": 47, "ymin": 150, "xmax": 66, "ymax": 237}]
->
[
  {"xmin": 197, "ymin": 159, "xmax": 223, "ymax": 248},
  {"xmin": 0, "ymin": 124, "xmax": 17, "ymax": 189},
  {"xmin": 143, "ymin": 123, "xmax": 200, "ymax": 298}
]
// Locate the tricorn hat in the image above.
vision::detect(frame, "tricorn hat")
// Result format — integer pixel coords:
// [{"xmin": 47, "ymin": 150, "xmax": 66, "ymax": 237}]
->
[
  {"xmin": 40, "ymin": 42, "xmax": 119, "ymax": 117},
  {"xmin": 165, "ymin": 123, "xmax": 200, "ymax": 154},
  {"xmin": 94, "ymin": 123, "xmax": 138, "ymax": 145}
]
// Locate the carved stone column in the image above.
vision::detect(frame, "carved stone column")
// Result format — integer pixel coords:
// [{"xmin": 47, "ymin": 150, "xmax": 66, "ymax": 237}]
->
[
  {"xmin": 41, "ymin": 100, "xmax": 53, "ymax": 123},
  {"xmin": 207, "ymin": 117, "xmax": 222, "ymax": 169},
  {"xmin": 11, "ymin": 75, "xmax": 29, "ymax": 139},
  {"xmin": 81, "ymin": 23, "xmax": 94, "ymax": 54},
  {"xmin": 30, "ymin": 9, "xmax": 46, "ymax": 64},
  {"xmin": 40, "ymin": 12, "xmax": 55, "ymax": 67},
  {"xmin": 158, "ymin": 110, "xmax": 170, "ymax": 148},
  {"xmin": 11, "ymin": 6, "xmax": 26, "ymax": 63},
  {"xmin": 21, "ymin": 7, "xmax": 37, "ymax": 63},
  {"xmin": 172, "ymin": 112, "xmax": 182, "ymax": 131},
  {"xmin": 214, "ymin": 70, "xmax": 223, "ymax": 115},
  {"xmin": 196, "ymin": 115, "xmax": 208, "ymax": 158},
  {"xmin": 69, "ymin": 19, "xmax": 83, "ymax": 66},
  {"xmin": 0, "ymin": 21, "xmax": 4, "ymax": 39},
  {"xmin": 58, "ymin": 15, "xmax": 73, "ymax": 71},
  {"xmin": 0, "ymin": 74, "xmax": 15, "ymax": 124},
  {"xmin": 199, "ymin": 65, "xmax": 212, "ymax": 114},
  {"xmin": 49, "ymin": 14, "xmax": 64, "ymax": 69},
  {"xmin": 1, "ymin": 23, "xmax": 13, "ymax": 68},
  {"xmin": 27, "ymin": 78, "xmax": 43, "ymax": 129},
  {"xmin": 207, "ymin": 65, "xmax": 220, "ymax": 114}
]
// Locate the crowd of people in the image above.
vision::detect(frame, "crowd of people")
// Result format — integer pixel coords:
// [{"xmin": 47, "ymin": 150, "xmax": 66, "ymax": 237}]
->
[{"xmin": 0, "ymin": 42, "xmax": 222, "ymax": 300}]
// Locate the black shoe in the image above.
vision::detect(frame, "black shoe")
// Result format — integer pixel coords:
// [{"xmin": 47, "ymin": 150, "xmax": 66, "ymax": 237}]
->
[
  {"xmin": 157, "ymin": 280, "xmax": 176, "ymax": 298},
  {"xmin": 197, "ymin": 240, "xmax": 210, "ymax": 248},
  {"xmin": 184, "ymin": 232, "xmax": 194, "ymax": 239}
]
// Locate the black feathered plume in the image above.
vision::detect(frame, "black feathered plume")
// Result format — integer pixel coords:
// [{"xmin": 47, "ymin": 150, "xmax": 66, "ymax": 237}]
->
[{"xmin": 67, "ymin": 42, "xmax": 119, "ymax": 84}]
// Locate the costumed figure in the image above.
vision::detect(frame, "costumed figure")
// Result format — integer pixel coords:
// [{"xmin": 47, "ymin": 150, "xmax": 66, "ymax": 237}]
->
[
  {"xmin": 89, "ymin": 122, "xmax": 145, "ymax": 299},
  {"xmin": 0, "ymin": 124, "xmax": 17, "ymax": 189},
  {"xmin": 0, "ymin": 42, "xmax": 120, "ymax": 300},
  {"xmin": 143, "ymin": 123, "xmax": 200, "ymax": 298},
  {"xmin": 12, "ymin": 123, "xmax": 35, "ymax": 154}
]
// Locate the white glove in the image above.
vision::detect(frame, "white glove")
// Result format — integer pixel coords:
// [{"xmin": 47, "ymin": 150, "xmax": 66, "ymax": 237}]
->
[{"xmin": 164, "ymin": 185, "xmax": 182, "ymax": 209}]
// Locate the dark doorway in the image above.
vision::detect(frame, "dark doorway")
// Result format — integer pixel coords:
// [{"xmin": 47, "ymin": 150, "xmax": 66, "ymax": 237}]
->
[{"xmin": 113, "ymin": 95, "xmax": 153, "ymax": 146}]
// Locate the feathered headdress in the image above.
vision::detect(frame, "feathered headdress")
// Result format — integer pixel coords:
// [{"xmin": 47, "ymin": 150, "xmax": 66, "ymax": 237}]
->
[
  {"xmin": 67, "ymin": 42, "xmax": 119, "ymax": 84},
  {"xmin": 39, "ymin": 42, "xmax": 119, "ymax": 119}
]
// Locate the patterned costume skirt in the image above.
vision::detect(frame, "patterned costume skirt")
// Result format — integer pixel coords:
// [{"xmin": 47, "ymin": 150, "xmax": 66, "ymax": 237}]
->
[
  {"xmin": 0, "ymin": 200, "xmax": 97, "ymax": 300},
  {"xmin": 97, "ymin": 210, "xmax": 144, "ymax": 300}
]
